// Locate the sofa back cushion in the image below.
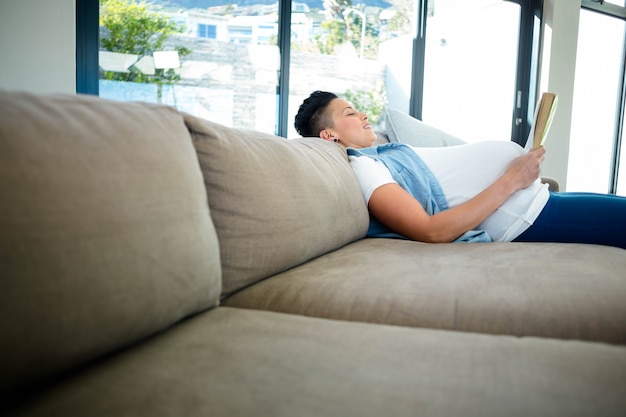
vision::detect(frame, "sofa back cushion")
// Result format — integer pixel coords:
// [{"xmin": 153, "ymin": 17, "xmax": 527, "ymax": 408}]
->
[
  {"xmin": 385, "ymin": 108, "xmax": 466, "ymax": 147},
  {"xmin": 184, "ymin": 114, "xmax": 369, "ymax": 298},
  {"xmin": 0, "ymin": 91, "xmax": 221, "ymax": 393}
]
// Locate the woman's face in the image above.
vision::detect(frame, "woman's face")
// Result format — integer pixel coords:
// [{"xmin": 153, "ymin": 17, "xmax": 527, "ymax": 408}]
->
[{"xmin": 321, "ymin": 98, "xmax": 377, "ymax": 149}]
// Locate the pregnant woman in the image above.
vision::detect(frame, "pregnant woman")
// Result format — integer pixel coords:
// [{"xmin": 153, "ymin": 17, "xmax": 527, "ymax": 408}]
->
[{"xmin": 294, "ymin": 90, "xmax": 626, "ymax": 249}]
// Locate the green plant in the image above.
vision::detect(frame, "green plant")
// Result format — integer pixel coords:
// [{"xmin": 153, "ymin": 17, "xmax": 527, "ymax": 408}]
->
[
  {"xmin": 343, "ymin": 84, "xmax": 387, "ymax": 126},
  {"xmin": 99, "ymin": 0, "xmax": 190, "ymax": 86},
  {"xmin": 314, "ymin": 19, "xmax": 347, "ymax": 55}
]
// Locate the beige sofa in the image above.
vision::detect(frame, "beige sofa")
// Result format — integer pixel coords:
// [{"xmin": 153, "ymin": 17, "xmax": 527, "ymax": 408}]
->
[{"xmin": 2, "ymin": 90, "xmax": 625, "ymax": 416}]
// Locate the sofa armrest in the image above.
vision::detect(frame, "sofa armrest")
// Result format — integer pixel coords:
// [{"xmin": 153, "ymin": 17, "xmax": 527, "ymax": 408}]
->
[{"xmin": 541, "ymin": 176, "xmax": 559, "ymax": 192}]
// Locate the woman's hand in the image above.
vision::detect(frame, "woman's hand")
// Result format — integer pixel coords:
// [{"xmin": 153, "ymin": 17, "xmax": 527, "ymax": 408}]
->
[{"xmin": 502, "ymin": 147, "xmax": 546, "ymax": 191}]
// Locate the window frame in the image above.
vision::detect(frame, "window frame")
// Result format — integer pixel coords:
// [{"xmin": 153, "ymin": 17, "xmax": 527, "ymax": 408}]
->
[{"xmin": 76, "ymin": 0, "xmax": 99, "ymax": 95}]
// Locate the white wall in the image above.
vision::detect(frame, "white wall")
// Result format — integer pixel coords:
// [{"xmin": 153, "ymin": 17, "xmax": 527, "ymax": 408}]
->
[
  {"xmin": 0, "ymin": 0, "xmax": 76, "ymax": 94},
  {"xmin": 539, "ymin": 0, "xmax": 582, "ymax": 190}
]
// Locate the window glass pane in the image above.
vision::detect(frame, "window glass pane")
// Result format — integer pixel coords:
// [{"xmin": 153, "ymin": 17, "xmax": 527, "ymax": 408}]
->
[
  {"xmin": 422, "ymin": 0, "xmax": 520, "ymax": 143},
  {"xmin": 286, "ymin": 0, "xmax": 414, "ymax": 138},
  {"xmin": 568, "ymin": 9, "xmax": 624, "ymax": 193},
  {"xmin": 98, "ymin": 0, "xmax": 279, "ymax": 134}
]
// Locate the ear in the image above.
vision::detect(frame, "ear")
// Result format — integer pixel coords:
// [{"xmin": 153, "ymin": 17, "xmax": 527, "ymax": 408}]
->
[{"xmin": 319, "ymin": 130, "xmax": 335, "ymax": 141}]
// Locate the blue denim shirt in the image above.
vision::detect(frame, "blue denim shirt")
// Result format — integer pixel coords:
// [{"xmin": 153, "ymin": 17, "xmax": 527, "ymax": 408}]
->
[{"xmin": 347, "ymin": 143, "xmax": 491, "ymax": 242}]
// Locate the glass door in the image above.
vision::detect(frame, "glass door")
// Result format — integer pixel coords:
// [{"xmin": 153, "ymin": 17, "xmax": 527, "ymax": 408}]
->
[
  {"xmin": 85, "ymin": 0, "xmax": 537, "ymax": 141},
  {"xmin": 421, "ymin": 0, "xmax": 522, "ymax": 143}
]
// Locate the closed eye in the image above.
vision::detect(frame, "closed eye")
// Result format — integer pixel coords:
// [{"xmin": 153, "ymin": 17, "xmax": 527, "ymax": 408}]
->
[{"xmin": 343, "ymin": 105, "xmax": 356, "ymax": 116}]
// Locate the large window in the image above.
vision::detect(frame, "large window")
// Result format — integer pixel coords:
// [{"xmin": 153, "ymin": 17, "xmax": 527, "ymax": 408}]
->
[
  {"xmin": 97, "ymin": 0, "xmax": 280, "ymax": 132},
  {"xmin": 422, "ymin": 0, "xmax": 522, "ymax": 143},
  {"xmin": 569, "ymin": 1, "xmax": 626, "ymax": 195},
  {"xmin": 285, "ymin": 1, "xmax": 412, "ymax": 137},
  {"xmin": 79, "ymin": 0, "xmax": 540, "ymax": 141}
]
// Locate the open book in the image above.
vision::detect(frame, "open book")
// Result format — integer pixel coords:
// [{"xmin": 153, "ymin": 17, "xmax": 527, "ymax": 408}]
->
[{"xmin": 526, "ymin": 92, "xmax": 558, "ymax": 150}]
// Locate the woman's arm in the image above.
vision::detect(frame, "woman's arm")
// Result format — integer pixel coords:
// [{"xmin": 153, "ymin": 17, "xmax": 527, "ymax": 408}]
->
[{"xmin": 367, "ymin": 147, "xmax": 546, "ymax": 243}]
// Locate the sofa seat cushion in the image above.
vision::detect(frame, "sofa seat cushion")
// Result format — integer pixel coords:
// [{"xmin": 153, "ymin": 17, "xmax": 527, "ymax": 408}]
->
[
  {"xmin": 184, "ymin": 113, "xmax": 369, "ymax": 298},
  {"xmin": 6, "ymin": 307, "xmax": 626, "ymax": 417},
  {"xmin": 0, "ymin": 91, "xmax": 221, "ymax": 393},
  {"xmin": 223, "ymin": 239, "xmax": 626, "ymax": 345}
]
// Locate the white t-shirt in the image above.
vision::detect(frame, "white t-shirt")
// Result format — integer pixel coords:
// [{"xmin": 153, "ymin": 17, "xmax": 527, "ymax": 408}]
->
[{"xmin": 348, "ymin": 141, "xmax": 550, "ymax": 242}]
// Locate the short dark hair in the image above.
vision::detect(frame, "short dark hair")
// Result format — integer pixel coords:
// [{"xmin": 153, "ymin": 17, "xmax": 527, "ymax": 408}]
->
[{"xmin": 294, "ymin": 91, "xmax": 338, "ymax": 137}]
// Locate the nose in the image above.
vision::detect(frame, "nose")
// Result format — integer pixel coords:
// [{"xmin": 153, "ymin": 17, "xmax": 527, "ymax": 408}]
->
[{"xmin": 361, "ymin": 112, "xmax": 368, "ymax": 120}]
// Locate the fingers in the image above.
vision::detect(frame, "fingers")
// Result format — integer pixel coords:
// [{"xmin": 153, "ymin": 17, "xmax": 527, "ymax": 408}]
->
[
  {"xmin": 529, "ymin": 146, "xmax": 545, "ymax": 155},
  {"xmin": 536, "ymin": 147, "xmax": 545, "ymax": 164},
  {"xmin": 528, "ymin": 146, "xmax": 545, "ymax": 165},
  {"xmin": 518, "ymin": 148, "xmax": 544, "ymax": 186}
]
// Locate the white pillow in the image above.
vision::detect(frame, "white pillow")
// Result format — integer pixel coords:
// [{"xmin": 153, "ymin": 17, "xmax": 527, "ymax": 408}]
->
[{"xmin": 385, "ymin": 108, "xmax": 466, "ymax": 147}]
